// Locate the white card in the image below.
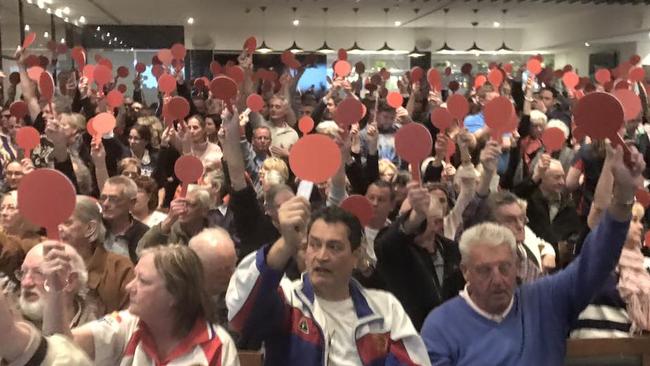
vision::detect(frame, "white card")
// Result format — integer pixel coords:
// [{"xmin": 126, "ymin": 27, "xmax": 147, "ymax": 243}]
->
[{"xmin": 297, "ymin": 180, "xmax": 314, "ymax": 199}]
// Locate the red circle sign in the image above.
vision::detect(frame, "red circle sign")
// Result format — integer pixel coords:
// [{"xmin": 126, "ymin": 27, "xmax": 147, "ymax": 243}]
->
[
  {"xmin": 158, "ymin": 49, "xmax": 173, "ymax": 66},
  {"xmin": 541, "ymin": 127, "xmax": 566, "ymax": 153},
  {"xmin": 334, "ymin": 97, "xmax": 364, "ymax": 128},
  {"xmin": 334, "ymin": 60, "xmax": 352, "ymax": 78},
  {"xmin": 9, "ymin": 101, "xmax": 28, "ymax": 119},
  {"xmin": 71, "ymin": 47, "xmax": 86, "ymax": 68},
  {"xmin": 93, "ymin": 112, "xmax": 117, "ymax": 135},
  {"xmin": 210, "ymin": 76, "xmax": 238, "ymax": 103},
  {"xmin": 411, "ymin": 66, "xmax": 424, "ymax": 83},
  {"xmin": 106, "ymin": 90, "xmax": 124, "ymax": 108},
  {"xmin": 17, "ymin": 169, "xmax": 76, "ymax": 239},
  {"xmin": 16, "ymin": 126, "xmax": 40, "ymax": 153},
  {"xmin": 387, "ymin": 92, "xmax": 403, "ymax": 109},
  {"xmin": 243, "ymin": 37, "xmax": 257, "ymax": 54},
  {"xmin": 340, "ymin": 195, "xmax": 374, "ymax": 227},
  {"xmin": 174, "ymin": 155, "xmax": 204, "ymax": 184},
  {"xmin": 595, "ymin": 69, "xmax": 611, "ymax": 85},
  {"xmin": 574, "ymin": 92, "xmax": 624, "ymax": 140},
  {"xmin": 117, "ymin": 66, "xmax": 129, "ymax": 78},
  {"xmin": 168, "ymin": 96, "xmax": 191, "ymax": 121},
  {"xmin": 484, "ymin": 96, "xmax": 514, "ymax": 134},
  {"xmin": 430, "ymin": 107, "xmax": 453, "ymax": 130},
  {"xmin": 289, "ymin": 134, "xmax": 342, "ymax": 183},
  {"xmin": 171, "ymin": 43, "xmax": 187, "ymax": 60},
  {"xmin": 562, "ymin": 71, "xmax": 579, "ymax": 89},
  {"xmin": 527, "ymin": 58, "xmax": 542, "ymax": 75},
  {"xmin": 22, "ymin": 32, "xmax": 36, "ymax": 49},
  {"xmin": 488, "ymin": 69, "xmax": 503, "ymax": 89},
  {"xmin": 395, "ymin": 123, "xmax": 433, "ymax": 164},
  {"xmin": 298, "ymin": 116, "xmax": 315, "ymax": 134},
  {"xmin": 135, "ymin": 62, "xmax": 146, "ymax": 73},
  {"xmin": 446, "ymin": 94, "xmax": 469, "ymax": 121},
  {"xmin": 427, "ymin": 68, "xmax": 442, "ymax": 91},
  {"xmin": 246, "ymin": 94, "xmax": 265, "ymax": 113},
  {"xmin": 38, "ymin": 72, "xmax": 55, "ymax": 102},
  {"xmin": 93, "ymin": 64, "xmax": 113, "ymax": 87},
  {"xmin": 613, "ymin": 89, "xmax": 642, "ymax": 121}
]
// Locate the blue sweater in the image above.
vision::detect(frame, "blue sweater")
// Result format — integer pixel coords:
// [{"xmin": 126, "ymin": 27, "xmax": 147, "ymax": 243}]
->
[{"xmin": 421, "ymin": 212, "xmax": 630, "ymax": 366}]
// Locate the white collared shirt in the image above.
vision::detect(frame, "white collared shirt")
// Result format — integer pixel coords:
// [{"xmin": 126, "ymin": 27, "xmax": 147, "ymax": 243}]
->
[{"xmin": 459, "ymin": 284, "xmax": 514, "ymax": 323}]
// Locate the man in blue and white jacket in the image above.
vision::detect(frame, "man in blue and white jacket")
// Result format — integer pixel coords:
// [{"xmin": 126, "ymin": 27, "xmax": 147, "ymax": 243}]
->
[{"xmin": 226, "ymin": 201, "xmax": 430, "ymax": 366}]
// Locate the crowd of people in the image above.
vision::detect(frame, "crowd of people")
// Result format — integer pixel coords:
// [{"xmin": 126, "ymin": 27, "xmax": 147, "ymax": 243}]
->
[{"xmin": 0, "ymin": 36, "xmax": 649, "ymax": 366}]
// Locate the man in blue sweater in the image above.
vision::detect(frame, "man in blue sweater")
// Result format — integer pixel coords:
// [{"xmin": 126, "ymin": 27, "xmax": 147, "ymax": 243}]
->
[{"xmin": 421, "ymin": 145, "xmax": 644, "ymax": 366}]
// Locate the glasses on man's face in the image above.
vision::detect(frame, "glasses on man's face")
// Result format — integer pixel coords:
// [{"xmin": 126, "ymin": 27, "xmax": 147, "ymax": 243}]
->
[{"xmin": 15, "ymin": 268, "xmax": 45, "ymax": 283}]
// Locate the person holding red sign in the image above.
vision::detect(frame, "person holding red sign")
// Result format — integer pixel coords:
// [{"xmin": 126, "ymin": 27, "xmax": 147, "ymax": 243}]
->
[{"xmin": 227, "ymin": 201, "xmax": 429, "ymax": 365}]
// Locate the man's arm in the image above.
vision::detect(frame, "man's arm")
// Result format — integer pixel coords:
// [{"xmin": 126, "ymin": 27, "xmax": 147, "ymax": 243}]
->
[{"xmin": 14, "ymin": 47, "xmax": 41, "ymax": 121}]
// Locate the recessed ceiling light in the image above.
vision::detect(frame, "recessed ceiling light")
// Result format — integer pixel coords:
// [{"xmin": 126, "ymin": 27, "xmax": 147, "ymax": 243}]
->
[
  {"xmin": 79, "ymin": 16, "xmax": 86, "ymax": 24},
  {"xmin": 43, "ymin": 31, "xmax": 49, "ymax": 38},
  {"xmin": 24, "ymin": 24, "xmax": 30, "ymax": 31},
  {"xmin": 187, "ymin": 17, "xmax": 195, "ymax": 24},
  {"xmin": 394, "ymin": 21, "xmax": 402, "ymax": 27},
  {"xmin": 63, "ymin": 6, "xmax": 70, "ymax": 15},
  {"xmin": 584, "ymin": 42, "xmax": 590, "ymax": 47},
  {"xmin": 292, "ymin": 19, "xmax": 300, "ymax": 26},
  {"xmin": 493, "ymin": 21, "xmax": 501, "ymax": 28}
]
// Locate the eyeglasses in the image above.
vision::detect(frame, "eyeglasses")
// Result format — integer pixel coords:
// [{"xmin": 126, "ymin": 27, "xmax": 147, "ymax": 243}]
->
[{"xmin": 15, "ymin": 268, "xmax": 45, "ymax": 283}]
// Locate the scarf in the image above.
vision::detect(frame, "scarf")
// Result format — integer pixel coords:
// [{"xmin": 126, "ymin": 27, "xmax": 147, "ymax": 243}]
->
[{"xmin": 617, "ymin": 244, "xmax": 650, "ymax": 334}]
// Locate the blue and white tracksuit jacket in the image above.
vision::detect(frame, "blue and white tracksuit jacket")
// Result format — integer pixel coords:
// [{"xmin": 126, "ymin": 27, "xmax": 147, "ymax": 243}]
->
[{"xmin": 226, "ymin": 246, "xmax": 431, "ymax": 366}]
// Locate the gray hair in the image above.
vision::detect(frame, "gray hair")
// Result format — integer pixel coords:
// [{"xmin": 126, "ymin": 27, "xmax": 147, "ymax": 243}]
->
[
  {"xmin": 187, "ymin": 187, "xmax": 211, "ymax": 211},
  {"xmin": 459, "ymin": 222, "xmax": 517, "ymax": 264},
  {"xmin": 31, "ymin": 242, "xmax": 88, "ymax": 296},
  {"xmin": 530, "ymin": 110, "xmax": 548, "ymax": 125},
  {"xmin": 74, "ymin": 195, "xmax": 106, "ymax": 244},
  {"xmin": 104, "ymin": 175, "xmax": 138, "ymax": 200}
]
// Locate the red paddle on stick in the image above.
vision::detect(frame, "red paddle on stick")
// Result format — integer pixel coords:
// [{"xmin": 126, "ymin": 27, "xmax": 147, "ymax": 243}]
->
[
  {"xmin": 174, "ymin": 155, "xmax": 204, "ymax": 198},
  {"xmin": 17, "ymin": 169, "xmax": 76, "ymax": 240},
  {"xmin": 573, "ymin": 92, "xmax": 631, "ymax": 166},
  {"xmin": 340, "ymin": 195, "xmax": 374, "ymax": 227},
  {"xmin": 16, "ymin": 127, "xmax": 40, "ymax": 158},
  {"xmin": 289, "ymin": 134, "xmax": 342, "ymax": 199},
  {"xmin": 395, "ymin": 123, "xmax": 433, "ymax": 184}
]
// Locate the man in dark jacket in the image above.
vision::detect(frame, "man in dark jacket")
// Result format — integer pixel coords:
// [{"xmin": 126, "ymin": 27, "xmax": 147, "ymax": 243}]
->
[{"xmin": 376, "ymin": 183, "xmax": 464, "ymax": 330}]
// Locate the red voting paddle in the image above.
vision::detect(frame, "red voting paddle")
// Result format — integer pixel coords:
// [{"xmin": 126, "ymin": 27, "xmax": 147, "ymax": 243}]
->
[
  {"xmin": 167, "ymin": 96, "xmax": 190, "ymax": 122},
  {"xmin": 334, "ymin": 97, "xmax": 364, "ymax": 129},
  {"xmin": 636, "ymin": 189, "xmax": 650, "ymax": 209},
  {"xmin": 527, "ymin": 58, "xmax": 542, "ymax": 76},
  {"xmin": 171, "ymin": 43, "xmax": 187, "ymax": 60},
  {"xmin": 93, "ymin": 65, "xmax": 112, "ymax": 91},
  {"xmin": 16, "ymin": 127, "xmax": 40, "ymax": 158},
  {"xmin": 17, "ymin": 169, "xmax": 76, "ymax": 240},
  {"xmin": 488, "ymin": 69, "xmax": 503, "ymax": 89},
  {"xmin": 243, "ymin": 37, "xmax": 257, "ymax": 54},
  {"xmin": 474, "ymin": 75, "xmax": 487, "ymax": 89},
  {"xmin": 116, "ymin": 66, "xmax": 129, "ymax": 79},
  {"xmin": 629, "ymin": 67, "xmax": 645, "ymax": 83},
  {"xmin": 92, "ymin": 112, "xmax": 116, "ymax": 143},
  {"xmin": 174, "ymin": 155, "xmax": 204, "ymax": 198},
  {"xmin": 135, "ymin": 62, "xmax": 146, "ymax": 74},
  {"xmin": 430, "ymin": 107, "xmax": 453, "ymax": 131},
  {"xmin": 226, "ymin": 66, "xmax": 245, "ymax": 84},
  {"xmin": 210, "ymin": 76, "xmax": 238, "ymax": 110},
  {"xmin": 289, "ymin": 134, "xmax": 342, "ymax": 198},
  {"xmin": 158, "ymin": 49, "xmax": 173, "ymax": 66},
  {"xmin": 334, "ymin": 61, "xmax": 352, "ymax": 78},
  {"xmin": 411, "ymin": 67, "xmax": 424, "ymax": 84},
  {"xmin": 210, "ymin": 61, "xmax": 221, "ymax": 76},
  {"xmin": 338, "ymin": 49, "xmax": 348, "ymax": 61},
  {"xmin": 446, "ymin": 94, "xmax": 469, "ymax": 125},
  {"xmin": 612, "ymin": 89, "xmax": 642, "ymax": 121},
  {"xmin": 595, "ymin": 69, "xmax": 611, "ymax": 85},
  {"xmin": 22, "ymin": 32, "xmax": 36, "ymax": 49},
  {"xmin": 395, "ymin": 123, "xmax": 433, "ymax": 184},
  {"xmin": 39, "ymin": 71, "xmax": 55, "ymax": 113},
  {"xmin": 158, "ymin": 73, "xmax": 177, "ymax": 95},
  {"xmin": 387, "ymin": 92, "xmax": 403, "ymax": 109},
  {"xmin": 27, "ymin": 66, "xmax": 44, "ymax": 82},
  {"xmin": 340, "ymin": 195, "xmax": 374, "ymax": 227},
  {"xmin": 71, "ymin": 47, "xmax": 86, "ymax": 69},
  {"xmin": 484, "ymin": 96, "xmax": 514, "ymax": 141},
  {"xmin": 106, "ymin": 90, "xmax": 124, "ymax": 109},
  {"xmin": 541, "ymin": 127, "xmax": 565, "ymax": 153},
  {"xmin": 427, "ymin": 68, "xmax": 442, "ymax": 91},
  {"xmin": 246, "ymin": 94, "xmax": 265, "ymax": 113},
  {"xmin": 298, "ymin": 116, "xmax": 315, "ymax": 134},
  {"xmin": 10, "ymin": 101, "xmax": 28, "ymax": 119},
  {"xmin": 574, "ymin": 92, "xmax": 631, "ymax": 164},
  {"xmin": 562, "ymin": 71, "xmax": 579, "ymax": 90}
]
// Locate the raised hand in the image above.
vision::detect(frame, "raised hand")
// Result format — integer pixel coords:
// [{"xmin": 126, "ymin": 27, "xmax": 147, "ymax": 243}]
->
[
  {"xmin": 479, "ymin": 140, "xmax": 502, "ymax": 174},
  {"xmin": 278, "ymin": 196, "xmax": 311, "ymax": 249}
]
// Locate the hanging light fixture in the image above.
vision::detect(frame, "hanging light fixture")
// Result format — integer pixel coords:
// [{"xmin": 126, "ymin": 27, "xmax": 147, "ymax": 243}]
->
[
  {"xmin": 409, "ymin": 8, "xmax": 425, "ymax": 58},
  {"xmin": 496, "ymin": 9, "xmax": 514, "ymax": 52},
  {"xmin": 316, "ymin": 7, "xmax": 335, "ymax": 54},
  {"xmin": 257, "ymin": 6, "xmax": 273, "ymax": 54},
  {"xmin": 466, "ymin": 10, "xmax": 483, "ymax": 53},
  {"xmin": 347, "ymin": 7, "xmax": 366, "ymax": 54},
  {"xmin": 286, "ymin": 7, "xmax": 304, "ymax": 54},
  {"xmin": 436, "ymin": 8, "xmax": 455, "ymax": 53},
  {"xmin": 377, "ymin": 8, "xmax": 395, "ymax": 54}
]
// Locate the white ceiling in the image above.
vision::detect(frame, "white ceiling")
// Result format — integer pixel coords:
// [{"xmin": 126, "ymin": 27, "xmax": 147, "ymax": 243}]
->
[{"xmin": 0, "ymin": 0, "xmax": 643, "ymax": 30}]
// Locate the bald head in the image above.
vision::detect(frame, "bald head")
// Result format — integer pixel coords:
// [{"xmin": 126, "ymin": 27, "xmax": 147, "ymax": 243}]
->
[{"xmin": 189, "ymin": 228, "xmax": 237, "ymax": 296}]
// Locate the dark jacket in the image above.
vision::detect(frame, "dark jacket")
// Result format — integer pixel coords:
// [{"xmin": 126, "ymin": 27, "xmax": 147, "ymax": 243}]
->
[
  {"xmin": 513, "ymin": 178, "xmax": 582, "ymax": 253},
  {"xmin": 230, "ymin": 185, "xmax": 279, "ymax": 261},
  {"xmin": 375, "ymin": 214, "xmax": 465, "ymax": 330}
]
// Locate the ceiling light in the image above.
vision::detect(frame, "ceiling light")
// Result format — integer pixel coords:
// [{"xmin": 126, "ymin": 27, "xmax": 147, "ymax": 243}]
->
[
  {"xmin": 317, "ymin": 8, "xmax": 335, "ymax": 54},
  {"xmin": 408, "ymin": 46, "xmax": 425, "ymax": 58},
  {"xmin": 43, "ymin": 31, "xmax": 49, "ymax": 38},
  {"xmin": 256, "ymin": 41, "xmax": 273, "ymax": 54},
  {"xmin": 584, "ymin": 42, "xmax": 590, "ymax": 47},
  {"xmin": 62, "ymin": 6, "xmax": 70, "ymax": 15},
  {"xmin": 60, "ymin": 38, "xmax": 65, "ymax": 43},
  {"xmin": 493, "ymin": 21, "xmax": 501, "ymax": 28},
  {"xmin": 394, "ymin": 21, "xmax": 402, "ymax": 27},
  {"xmin": 96, "ymin": 26, "xmax": 101, "ymax": 31},
  {"xmin": 79, "ymin": 16, "xmax": 86, "ymax": 24},
  {"xmin": 46, "ymin": 8, "xmax": 52, "ymax": 14},
  {"xmin": 187, "ymin": 17, "xmax": 194, "ymax": 25},
  {"xmin": 37, "ymin": 0, "xmax": 45, "ymax": 9},
  {"xmin": 292, "ymin": 19, "xmax": 300, "ymax": 26},
  {"xmin": 114, "ymin": 37, "xmax": 118, "ymax": 41},
  {"xmin": 436, "ymin": 8, "xmax": 455, "ymax": 53},
  {"xmin": 286, "ymin": 41, "xmax": 303, "ymax": 54},
  {"xmin": 495, "ymin": 10, "xmax": 515, "ymax": 53},
  {"xmin": 55, "ymin": 8, "xmax": 63, "ymax": 17},
  {"xmin": 26, "ymin": 0, "xmax": 33, "ymax": 4},
  {"xmin": 347, "ymin": 8, "xmax": 366, "ymax": 54},
  {"xmin": 107, "ymin": 32, "xmax": 111, "ymax": 37},
  {"xmin": 24, "ymin": 25, "xmax": 30, "ymax": 31},
  {"xmin": 64, "ymin": 17, "xmax": 69, "ymax": 22}
]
